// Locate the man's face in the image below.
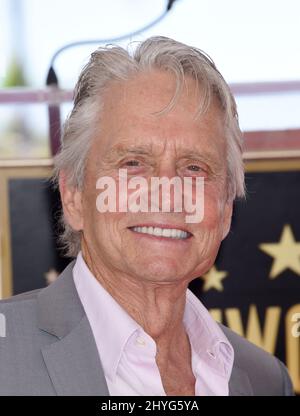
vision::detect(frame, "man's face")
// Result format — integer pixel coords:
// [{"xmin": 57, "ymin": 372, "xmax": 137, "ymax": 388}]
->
[{"xmin": 73, "ymin": 70, "xmax": 232, "ymax": 283}]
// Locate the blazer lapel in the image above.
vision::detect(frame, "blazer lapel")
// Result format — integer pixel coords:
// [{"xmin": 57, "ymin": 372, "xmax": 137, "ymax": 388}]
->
[
  {"xmin": 41, "ymin": 316, "xmax": 109, "ymax": 395},
  {"xmin": 229, "ymin": 364, "xmax": 254, "ymax": 396},
  {"xmin": 37, "ymin": 261, "xmax": 109, "ymax": 396}
]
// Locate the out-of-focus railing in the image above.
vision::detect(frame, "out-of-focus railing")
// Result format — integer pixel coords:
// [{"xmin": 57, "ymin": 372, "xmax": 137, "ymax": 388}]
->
[
  {"xmin": 1, "ymin": 80, "xmax": 300, "ymax": 104},
  {"xmin": 0, "ymin": 87, "xmax": 72, "ymax": 105},
  {"xmin": 231, "ymin": 80, "xmax": 300, "ymax": 95}
]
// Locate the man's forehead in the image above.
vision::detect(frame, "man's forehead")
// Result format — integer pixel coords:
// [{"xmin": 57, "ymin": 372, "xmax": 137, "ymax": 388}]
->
[
  {"xmin": 109, "ymin": 142, "xmax": 153, "ymax": 155},
  {"xmin": 103, "ymin": 69, "xmax": 210, "ymax": 117},
  {"xmin": 105, "ymin": 140, "xmax": 221, "ymax": 161}
]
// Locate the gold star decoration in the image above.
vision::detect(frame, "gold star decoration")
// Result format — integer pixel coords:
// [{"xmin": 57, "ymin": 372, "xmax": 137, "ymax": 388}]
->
[
  {"xmin": 201, "ymin": 265, "xmax": 228, "ymax": 292},
  {"xmin": 44, "ymin": 268, "xmax": 59, "ymax": 285},
  {"xmin": 259, "ymin": 224, "xmax": 300, "ymax": 279}
]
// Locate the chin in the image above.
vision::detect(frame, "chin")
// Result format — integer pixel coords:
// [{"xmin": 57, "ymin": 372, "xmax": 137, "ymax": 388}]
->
[{"xmin": 131, "ymin": 258, "xmax": 188, "ymax": 283}]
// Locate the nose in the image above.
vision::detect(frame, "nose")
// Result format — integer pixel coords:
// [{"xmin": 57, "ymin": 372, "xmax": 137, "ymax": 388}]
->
[
  {"xmin": 150, "ymin": 160, "xmax": 182, "ymax": 213},
  {"xmin": 156, "ymin": 158, "xmax": 177, "ymax": 179}
]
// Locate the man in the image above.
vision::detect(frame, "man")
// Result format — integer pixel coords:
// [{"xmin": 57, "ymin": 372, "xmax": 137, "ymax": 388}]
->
[{"xmin": 0, "ymin": 36, "xmax": 294, "ymax": 395}]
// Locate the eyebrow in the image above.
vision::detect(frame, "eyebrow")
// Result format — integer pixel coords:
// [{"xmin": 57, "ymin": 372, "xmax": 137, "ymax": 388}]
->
[
  {"xmin": 179, "ymin": 150, "xmax": 215, "ymax": 161},
  {"xmin": 102, "ymin": 142, "xmax": 222, "ymax": 169},
  {"xmin": 102, "ymin": 144, "xmax": 154, "ymax": 162}
]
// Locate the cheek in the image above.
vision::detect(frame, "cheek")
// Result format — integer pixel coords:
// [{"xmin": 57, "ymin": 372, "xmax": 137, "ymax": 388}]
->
[
  {"xmin": 190, "ymin": 188, "xmax": 225, "ymax": 266},
  {"xmin": 200, "ymin": 186, "xmax": 225, "ymax": 231},
  {"xmin": 81, "ymin": 186, "xmax": 112, "ymax": 242},
  {"xmin": 82, "ymin": 175, "xmax": 130, "ymax": 245}
]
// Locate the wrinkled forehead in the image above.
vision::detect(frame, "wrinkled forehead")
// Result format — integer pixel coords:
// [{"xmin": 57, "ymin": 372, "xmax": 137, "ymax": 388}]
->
[
  {"xmin": 102, "ymin": 69, "xmax": 225, "ymax": 119},
  {"xmin": 88, "ymin": 70, "xmax": 227, "ymax": 163}
]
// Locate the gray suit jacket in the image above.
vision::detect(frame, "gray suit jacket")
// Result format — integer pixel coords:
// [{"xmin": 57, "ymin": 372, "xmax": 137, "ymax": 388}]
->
[{"xmin": 0, "ymin": 261, "xmax": 294, "ymax": 396}]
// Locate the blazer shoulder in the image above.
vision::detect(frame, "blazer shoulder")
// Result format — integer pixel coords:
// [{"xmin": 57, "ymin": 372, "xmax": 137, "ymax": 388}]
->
[
  {"xmin": 0, "ymin": 288, "xmax": 42, "ymax": 305},
  {"xmin": 220, "ymin": 324, "xmax": 294, "ymax": 395},
  {"xmin": 0, "ymin": 288, "xmax": 43, "ymax": 334},
  {"xmin": 0, "ymin": 288, "xmax": 43, "ymax": 318},
  {"xmin": 0, "ymin": 260, "xmax": 76, "ymax": 309}
]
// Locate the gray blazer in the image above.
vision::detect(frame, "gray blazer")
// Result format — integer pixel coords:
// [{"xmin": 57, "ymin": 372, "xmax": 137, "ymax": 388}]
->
[{"xmin": 0, "ymin": 261, "xmax": 294, "ymax": 396}]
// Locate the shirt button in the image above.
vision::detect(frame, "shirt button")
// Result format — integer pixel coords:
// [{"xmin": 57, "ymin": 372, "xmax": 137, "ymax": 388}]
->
[
  {"xmin": 136, "ymin": 336, "xmax": 146, "ymax": 346},
  {"xmin": 207, "ymin": 350, "xmax": 216, "ymax": 358}
]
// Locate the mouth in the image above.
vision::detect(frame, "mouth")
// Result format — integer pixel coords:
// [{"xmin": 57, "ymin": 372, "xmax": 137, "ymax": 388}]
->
[{"xmin": 128, "ymin": 224, "xmax": 193, "ymax": 240}]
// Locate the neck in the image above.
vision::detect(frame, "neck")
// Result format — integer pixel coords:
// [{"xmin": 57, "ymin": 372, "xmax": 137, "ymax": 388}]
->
[{"xmin": 81, "ymin": 242, "xmax": 190, "ymax": 353}]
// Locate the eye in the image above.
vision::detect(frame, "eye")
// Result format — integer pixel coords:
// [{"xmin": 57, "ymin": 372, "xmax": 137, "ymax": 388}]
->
[
  {"xmin": 123, "ymin": 159, "xmax": 140, "ymax": 167},
  {"xmin": 187, "ymin": 164, "xmax": 202, "ymax": 172}
]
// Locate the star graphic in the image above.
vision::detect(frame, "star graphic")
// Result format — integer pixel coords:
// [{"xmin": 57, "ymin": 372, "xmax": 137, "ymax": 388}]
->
[
  {"xmin": 44, "ymin": 268, "xmax": 59, "ymax": 285},
  {"xmin": 259, "ymin": 224, "xmax": 300, "ymax": 279},
  {"xmin": 201, "ymin": 265, "xmax": 228, "ymax": 292}
]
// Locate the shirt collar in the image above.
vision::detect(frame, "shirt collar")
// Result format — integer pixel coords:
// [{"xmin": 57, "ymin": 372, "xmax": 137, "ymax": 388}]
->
[{"xmin": 184, "ymin": 289, "xmax": 234, "ymax": 379}]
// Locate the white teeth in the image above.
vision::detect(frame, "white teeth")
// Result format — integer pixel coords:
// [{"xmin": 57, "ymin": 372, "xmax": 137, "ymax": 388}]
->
[
  {"xmin": 153, "ymin": 227, "xmax": 162, "ymax": 237},
  {"xmin": 162, "ymin": 228, "xmax": 170, "ymax": 237},
  {"xmin": 131, "ymin": 226, "xmax": 189, "ymax": 239},
  {"xmin": 171, "ymin": 229, "xmax": 177, "ymax": 238}
]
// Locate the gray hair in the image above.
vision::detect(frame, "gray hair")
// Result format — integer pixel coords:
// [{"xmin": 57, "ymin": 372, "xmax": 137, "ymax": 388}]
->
[{"xmin": 53, "ymin": 35, "xmax": 245, "ymax": 257}]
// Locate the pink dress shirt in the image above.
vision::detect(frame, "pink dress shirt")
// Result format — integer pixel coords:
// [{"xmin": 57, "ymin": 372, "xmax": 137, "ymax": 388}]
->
[{"xmin": 73, "ymin": 252, "xmax": 234, "ymax": 396}]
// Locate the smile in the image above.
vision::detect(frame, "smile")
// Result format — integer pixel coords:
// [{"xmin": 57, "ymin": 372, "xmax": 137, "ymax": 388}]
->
[{"xmin": 129, "ymin": 226, "xmax": 192, "ymax": 239}]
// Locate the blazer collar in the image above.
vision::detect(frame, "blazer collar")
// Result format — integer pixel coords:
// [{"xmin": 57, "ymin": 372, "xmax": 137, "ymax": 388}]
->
[
  {"xmin": 229, "ymin": 364, "xmax": 254, "ymax": 396},
  {"xmin": 37, "ymin": 260, "xmax": 109, "ymax": 395},
  {"xmin": 37, "ymin": 260, "xmax": 84, "ymax": 339}
]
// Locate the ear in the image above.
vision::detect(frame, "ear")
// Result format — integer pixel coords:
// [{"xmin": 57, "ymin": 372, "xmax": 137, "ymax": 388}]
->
[
  {"xmin": 221, "ymin": 200, "xmax": 233, "ymax": 240},
  {"xmin": 59, "ymin": 172, "xmax": 83, "ymax": 231}
]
